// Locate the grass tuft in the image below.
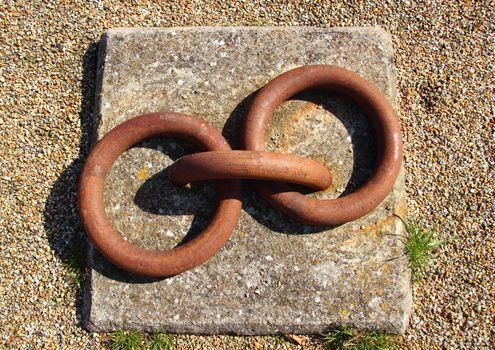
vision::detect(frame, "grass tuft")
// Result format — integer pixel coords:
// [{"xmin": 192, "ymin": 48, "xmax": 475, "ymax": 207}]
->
[
  {"xmin": 109, "ymin": 331, "xmax": 176, "ymax": 350},
  {"xmin": 323, "ymin": 327, "xmax": 399, "ymax": 350},
  {"xmin": 323, "ymin": 326, "xmax": 355, "ymax": 349},
  {"xmin": 110, "ymin": 331, "xmax": 144, "ymax": 350},
  {"xmin": 147, "ymin": 333, "xmax": 175, "ymax": 350},
  {"xmin": 251, "ymin": 19, "xmax": 268, "ymax": 26},
  {"xmin": 64, "ymin": 237, "xmax": 86, "ymax": 293},
  {"xmin": 272, "ymin": 334, "xmax": 288, "ymax": 346},
  {"xmin": 404, "ymin": 221, "xmax": 443, "ymax": 282}
]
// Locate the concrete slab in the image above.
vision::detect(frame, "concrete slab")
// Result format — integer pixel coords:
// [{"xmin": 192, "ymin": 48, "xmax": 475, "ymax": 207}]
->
[{"xmin": 83, "ymin": 27, "xmax": 411, "ymax": 335}]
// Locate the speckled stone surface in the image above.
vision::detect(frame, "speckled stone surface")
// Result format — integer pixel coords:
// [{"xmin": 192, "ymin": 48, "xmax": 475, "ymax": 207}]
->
[{"xmin": 83, "ymin": 27, "xmax": 411, "ymax": 335}]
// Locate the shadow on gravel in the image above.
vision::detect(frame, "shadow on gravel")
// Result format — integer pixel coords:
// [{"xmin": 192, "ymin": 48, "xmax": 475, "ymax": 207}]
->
[{"xmin": 43, "ymin": 42, "xmax": 99, "ymax": 326}]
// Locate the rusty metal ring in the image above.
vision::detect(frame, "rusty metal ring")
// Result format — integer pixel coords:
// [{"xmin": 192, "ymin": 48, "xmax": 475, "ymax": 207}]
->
[
  {"xmin": 79, "ymin": 112, "xmax": 242, "ymax": 277},
  {"xmin": 169, "ymin": 150, "xmax": 333, "ymax": 190},
  {"xmin": 243, "ymin": 65, "xmax": 403, "ymax": 225}
]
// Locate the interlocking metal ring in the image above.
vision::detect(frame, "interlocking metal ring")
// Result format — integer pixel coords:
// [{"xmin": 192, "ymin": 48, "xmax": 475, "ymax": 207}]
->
[
  {"xmin": 243, "ymin": 65, "xmax": 403, "ymax": 225},
  {"xmin": 79, "ymin": 112, "xmax": 243, "ymax": 277},
  {"xmin": 79, "ymin": 112, "xmax": 333, "ymax": 277},
  {"xmin": 79, "ymin": 65, "xmax": 403, "ymax": 277}
]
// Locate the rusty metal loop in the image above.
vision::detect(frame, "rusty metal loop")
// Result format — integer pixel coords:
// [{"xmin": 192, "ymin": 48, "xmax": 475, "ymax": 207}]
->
[
  {"xmin": 169, "ymin": 150, "xmax": 333, "ymax": 190},
  {"xmin": 79, "ymin": 65, "xmax": 403, "ymax": 276},
  {"xmin": 243, "ymin": 65, "xmax": 403, "ymax": 225},
  {"xmin": 79, "ymin": 112, "xmax": 242, "ymax": 277}
]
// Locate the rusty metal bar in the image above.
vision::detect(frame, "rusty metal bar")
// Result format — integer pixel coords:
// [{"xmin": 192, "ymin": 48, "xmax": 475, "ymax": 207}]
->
[{"xmin": 169, "ymin": 150, "xmax": 332, "ymax": 190}]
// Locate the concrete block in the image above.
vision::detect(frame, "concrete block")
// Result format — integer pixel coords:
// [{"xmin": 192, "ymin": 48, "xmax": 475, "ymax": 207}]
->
[{"xmin": 83, "ymin": 27, "xmax": 411, "ymax": 335}]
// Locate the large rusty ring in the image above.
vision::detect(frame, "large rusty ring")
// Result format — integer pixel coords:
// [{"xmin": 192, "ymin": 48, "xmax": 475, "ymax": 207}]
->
[
  {"xmin": 243, "ymin": 65, "xmax": 403, "ymax": 225},
  {"xmin": 79, "ymin": 112, "xmax": 242, "ymax": 277}
]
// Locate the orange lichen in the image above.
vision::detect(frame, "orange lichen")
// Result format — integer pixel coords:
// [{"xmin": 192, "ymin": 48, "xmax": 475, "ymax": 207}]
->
[
  {"xmin": 359, "ymin": 215, "xmax": 397, "ymax": 236},
  {"xmin": 137, "ymin": 165, "xmax": 148, "ymax": 181}
]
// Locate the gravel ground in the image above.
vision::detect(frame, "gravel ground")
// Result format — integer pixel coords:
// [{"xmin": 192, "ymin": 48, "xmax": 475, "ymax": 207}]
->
[{"xmin": 1, "ymin": 1, "xmax": 493, "ymax": 349}]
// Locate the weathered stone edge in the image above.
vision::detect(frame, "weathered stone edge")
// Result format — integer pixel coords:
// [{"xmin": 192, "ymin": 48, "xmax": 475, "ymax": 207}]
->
[{"xmin": 81, "ymin": 31, "xmax": 108, "ymax": 331}]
